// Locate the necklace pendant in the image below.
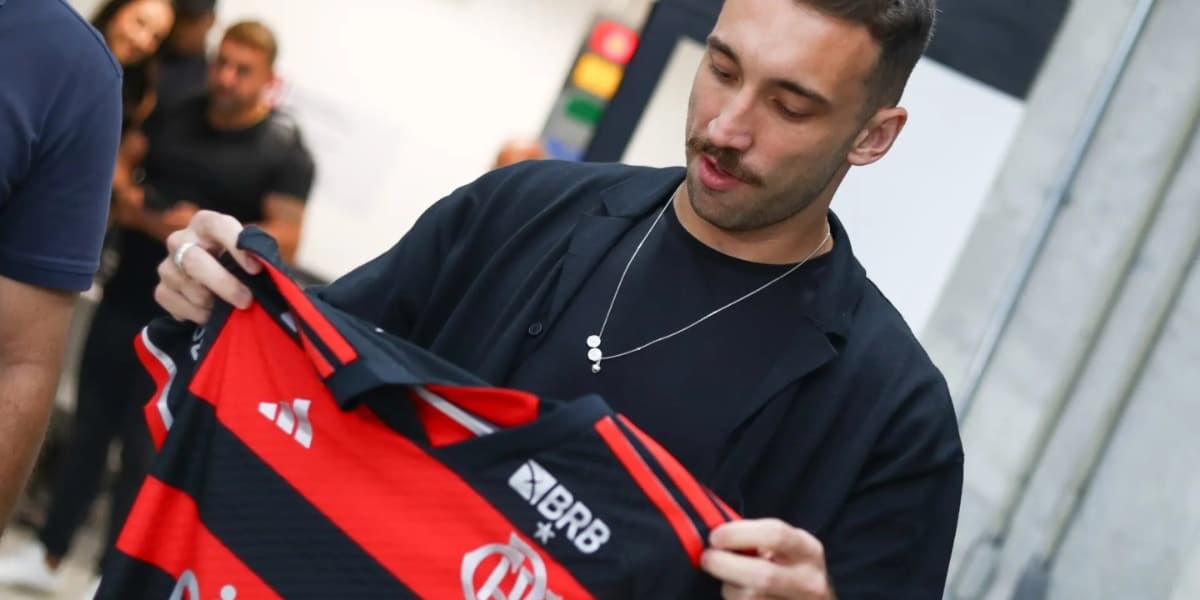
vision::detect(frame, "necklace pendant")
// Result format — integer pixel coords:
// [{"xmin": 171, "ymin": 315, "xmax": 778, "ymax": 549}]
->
[
  {"xmin": 587, "ymin": 335, "xmax": 601, "ymax": 349},
  {"xmin": 587, "ymin": 346, "xmax": 603, "ymax": 374}
]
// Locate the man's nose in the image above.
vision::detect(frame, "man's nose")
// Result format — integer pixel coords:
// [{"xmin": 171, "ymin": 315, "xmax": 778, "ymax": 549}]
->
[{"xmin": 707, "ymin": 91, "xmax": 755, "ymax": 153}]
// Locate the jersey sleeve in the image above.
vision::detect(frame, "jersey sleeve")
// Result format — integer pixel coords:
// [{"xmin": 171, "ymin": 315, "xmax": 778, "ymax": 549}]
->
[
  {"xmin": 605, "ymin": 414, "xmax": 740, "ymax": 599},
  {"xmin": 0, "ymin": 56, "xmax": 122, "ymax": 292},
  {"xmin": 134, "ymin": 317, "xmax": 208, "ymax": 450}
]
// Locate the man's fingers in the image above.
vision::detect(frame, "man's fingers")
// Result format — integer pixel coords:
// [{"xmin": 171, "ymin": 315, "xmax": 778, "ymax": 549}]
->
[
  {"xmin": 702, "ymin": 549, "xmax": 827, "ymax": 599},
  {"xmin": 158, "ymin": 261, "xmax": 214, "ymax": 311},
  {"xmin": 710, "ymin": 519, "xmax": 824, "ymax": 565},
  {"xmin": 176, "ymin": 244, "xmax": 253, "ymax": 309},
  {"xmin": 154, "ymin": 284, "xmax": 211, "ymax": 325},
  {"xmin": 188, "ymin": 210, "xmax": 259, "ymax": 274},
  {"xmin": 721, "ymin": 584, "xmax": 768, "ymax": 600}
]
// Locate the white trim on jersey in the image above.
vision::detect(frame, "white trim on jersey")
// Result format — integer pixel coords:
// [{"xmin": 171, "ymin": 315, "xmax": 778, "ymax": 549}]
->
[
  {"xmin": 141, "ymin": 327, "xmax": 178, "ymax": 431},
  {"xmin": 411, "ymin": 385, "xmax": 497, "ymax": 437}
]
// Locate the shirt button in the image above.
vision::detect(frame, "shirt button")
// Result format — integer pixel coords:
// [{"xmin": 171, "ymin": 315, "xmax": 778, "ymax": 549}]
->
[{"xmin": 527, "ymin": 322, "xmax": 544, "ymax": 337}]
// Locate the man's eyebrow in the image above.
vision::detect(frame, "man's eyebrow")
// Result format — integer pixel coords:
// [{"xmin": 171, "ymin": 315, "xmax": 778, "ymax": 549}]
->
[
  {"xmin": 771, "ymin": 78, "xmax": 832, "ymax": 108},
  {"xmin": 707, "ymin": 35, "xmax": 832, "ymax": 108},
  {"xmin": 707, "ymin": 35, "xmax": 738, "ymax": 62}
]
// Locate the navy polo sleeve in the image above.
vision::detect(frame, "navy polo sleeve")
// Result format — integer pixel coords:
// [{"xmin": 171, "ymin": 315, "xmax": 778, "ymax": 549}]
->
[{"xmin": 0, "ymin": 40, "xmax": 122, "ymax": 292}]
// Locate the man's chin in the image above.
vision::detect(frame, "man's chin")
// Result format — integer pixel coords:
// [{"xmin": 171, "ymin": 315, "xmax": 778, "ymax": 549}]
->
[{"xmin": 688, "ymin": 186, "xmax": 749, "ymax": 232}]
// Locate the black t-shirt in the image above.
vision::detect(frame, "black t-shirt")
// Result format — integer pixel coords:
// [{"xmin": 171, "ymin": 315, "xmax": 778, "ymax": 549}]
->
[
  {"xmin": 506, "ymin": 201, "xmax": 831, "ymax": 482},
  {"xmin": 105, "ymin": 96, "xmax": 315, "ymax": 310},
  {"xmin": 155, "ymin": 50, "xmax": 208, "ymax": 110}
]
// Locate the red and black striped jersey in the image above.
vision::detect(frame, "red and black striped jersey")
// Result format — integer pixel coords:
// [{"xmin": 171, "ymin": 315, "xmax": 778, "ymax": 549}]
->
[{"xmin": 99, "ymin": 227, "xmax": 738, "ymax": 600}]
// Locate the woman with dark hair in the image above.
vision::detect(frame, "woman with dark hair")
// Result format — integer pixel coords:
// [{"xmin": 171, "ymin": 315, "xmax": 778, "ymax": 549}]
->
[
  {"xmin": 92, "ymin": 0, "xmax": 176, "ymax": 128},
  {"xmin": 0, "ymin": 0, "xmax": 175, "ymax": 596},
  {"xmin": 93, "ymin": 0, "xmax": 176, "ymax": 225}
]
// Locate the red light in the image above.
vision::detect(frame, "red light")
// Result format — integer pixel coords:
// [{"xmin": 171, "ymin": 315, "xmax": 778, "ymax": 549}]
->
[{"xmin": 588, "ymin": 20, "xmax": 638, "ymax": 66}]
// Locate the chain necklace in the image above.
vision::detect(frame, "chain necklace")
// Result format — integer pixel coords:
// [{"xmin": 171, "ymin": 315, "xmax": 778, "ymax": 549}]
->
[{"xmin": 586, "ymin": 195, "xmax": 832, "ymax": 374}]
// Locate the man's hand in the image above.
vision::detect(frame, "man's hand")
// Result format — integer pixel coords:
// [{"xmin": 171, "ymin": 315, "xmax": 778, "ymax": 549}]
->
[
  {"xmin": 156, "ymin": 210, "xmax": 260, "ymax": 325},
  {"xmin": 701, "ymin": 519, "xmax": 834, "ymax": 600}
]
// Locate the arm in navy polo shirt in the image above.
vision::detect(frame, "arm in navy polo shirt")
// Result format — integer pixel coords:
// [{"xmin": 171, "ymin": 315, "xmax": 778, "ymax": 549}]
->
[{"xmin": 0, "ymin": 0, "xmax": 123, "ymax": 530}]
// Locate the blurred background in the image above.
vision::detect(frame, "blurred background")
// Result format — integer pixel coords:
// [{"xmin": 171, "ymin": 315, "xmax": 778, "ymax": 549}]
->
[{"xmin": 4, "ymin": 0, "xmax": 1199, "ymax": 598}]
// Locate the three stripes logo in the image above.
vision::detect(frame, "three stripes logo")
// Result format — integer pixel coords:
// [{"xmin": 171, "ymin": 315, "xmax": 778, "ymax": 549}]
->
[{"xmin": 258, "ymin": 399, "xmax": 314, "ymax": 449}]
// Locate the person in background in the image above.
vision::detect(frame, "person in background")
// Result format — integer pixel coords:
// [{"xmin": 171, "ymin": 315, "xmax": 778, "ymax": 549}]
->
[
  {"xmin": 97, "ymin": 0, "xmax": 176, "ymax": 230},
  {"xmin": 0, "ymin": 0, "xmax": 175, "ymax": 594},
  {"xmin": 493, "ymin": 137, "xmax": 548, "ymax": 169},
  {"xmin": 0, "ymin": 0, "xmax": 122, "ymax": 551},
  {"xmin": 156, "ymin": 0, "xmax": 218, "ymax": 109}
]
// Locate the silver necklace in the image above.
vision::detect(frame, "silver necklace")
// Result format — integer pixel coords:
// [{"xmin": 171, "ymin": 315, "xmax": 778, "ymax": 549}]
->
[{"xmin": 586, "ymin": 195, "xmax": 832, "ymax": 374}]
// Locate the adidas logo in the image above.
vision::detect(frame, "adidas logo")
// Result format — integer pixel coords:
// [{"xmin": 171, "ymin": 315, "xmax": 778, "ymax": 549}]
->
[{"xmin": 258, "ymin": 399, "xmax": 313, "ymax": 448}]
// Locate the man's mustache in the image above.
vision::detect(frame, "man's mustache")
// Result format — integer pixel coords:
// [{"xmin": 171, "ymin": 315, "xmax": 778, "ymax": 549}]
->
[{"xmin": 687, "ymin": 136, "xmax": 763, "ymax": 186}]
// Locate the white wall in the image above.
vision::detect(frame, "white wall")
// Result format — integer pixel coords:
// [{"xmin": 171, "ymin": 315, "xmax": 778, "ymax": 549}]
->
[{"xmin": 206, "ymin": 0, "xmax": 652, "ymax": 278}]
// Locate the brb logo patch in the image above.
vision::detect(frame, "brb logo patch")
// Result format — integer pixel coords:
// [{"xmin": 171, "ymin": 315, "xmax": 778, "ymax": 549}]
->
[
  {"xmin": 508, "ymin": 460, "xmax": 611, "ymax": 554},
  {"xmin": 460, "ymin": 533, "xmax": 561, "ymax": 600}
]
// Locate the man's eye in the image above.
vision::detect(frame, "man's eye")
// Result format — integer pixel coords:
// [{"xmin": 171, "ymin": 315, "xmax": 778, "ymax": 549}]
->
[{"xmin": 775, "ymin": 100, "xmax": 808, "ymax": 120}]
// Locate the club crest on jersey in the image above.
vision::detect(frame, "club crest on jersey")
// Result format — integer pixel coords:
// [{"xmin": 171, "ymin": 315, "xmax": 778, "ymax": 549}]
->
[
  {"xmin": 461, "ymin": 533, "xmax": 561, "ymax": 600},
  {"xmin": 509, "ymin": 461, "xmax": 611, "ymax": 554},
  {"xmin": 168, "ymin": 570, "xmax": 238, "ymax": 600}
]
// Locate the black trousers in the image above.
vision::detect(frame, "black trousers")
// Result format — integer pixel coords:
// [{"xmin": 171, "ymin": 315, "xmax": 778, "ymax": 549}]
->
[{"xmin": 38, "ymin": 298, "xmax": 158, "ymax": 569}]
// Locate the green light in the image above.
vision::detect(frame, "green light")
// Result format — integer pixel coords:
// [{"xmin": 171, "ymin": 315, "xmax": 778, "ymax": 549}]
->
[{"xmin": 565, "ymin": 95, "xmax": 605, "ymax": 126}]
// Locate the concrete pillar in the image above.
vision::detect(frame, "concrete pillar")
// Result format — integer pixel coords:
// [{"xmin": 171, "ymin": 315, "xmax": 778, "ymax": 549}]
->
[{"xmin": 924, "ymin": 0, "xmax": 1200, "ymax": 597}]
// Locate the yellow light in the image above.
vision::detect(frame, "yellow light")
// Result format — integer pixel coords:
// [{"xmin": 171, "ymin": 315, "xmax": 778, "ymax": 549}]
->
[{"xmin": 572, "ymin": 53, "xmax": 624, "ymax": 101}]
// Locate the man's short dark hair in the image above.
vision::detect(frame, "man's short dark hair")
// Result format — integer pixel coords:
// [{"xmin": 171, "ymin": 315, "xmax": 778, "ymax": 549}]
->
[
  {"xmin": 175, "ymin": 0, "xmax": 217, "ymax": 18},
  {"xmin": 799, "ymin": 0, "xmax": 937, "ymax": 108}
]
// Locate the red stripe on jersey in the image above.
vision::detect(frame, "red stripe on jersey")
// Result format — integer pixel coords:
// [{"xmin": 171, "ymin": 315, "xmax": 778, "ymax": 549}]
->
[
  {"xmin": 258, "ymin": 259, "xmax": 357, "ymax": 365},
  {"xmin": 116, "ymin": 477, "xmax": 281, "ymax": 599},
  {"xmin": 594, "ymin": 417, "xmax": 705, "ymax": 565},
  {"xmin": 616, "ymin": 415, "xmax": 738, "ymax": 529},
  {"xmin": 425, "ymin": 384, "xmax": 541, "ymax": 429},
  {"xmin": 134, "ymin": 328, "xmax": 173, "ymax": 450},
  {"xmin": 190, "ymin": 308, "xmax": 594, "ymax": 599},
  {"xmin": 299, "ymin": 330, "xmax": 335, "ymax": 378},
  {"xmin": 412, "ymin": 389, "xmax": 477, "ymax": 447}
]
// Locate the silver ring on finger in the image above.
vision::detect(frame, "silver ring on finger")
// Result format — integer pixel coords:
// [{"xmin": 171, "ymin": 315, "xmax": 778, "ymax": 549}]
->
[{"xmin": 172, "ymin": 241, "xmax": 200, "ymax": 273}]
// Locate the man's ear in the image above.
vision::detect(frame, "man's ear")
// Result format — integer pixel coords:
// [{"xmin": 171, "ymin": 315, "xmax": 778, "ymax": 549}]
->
[{"xmin": 847, "ymin": 106, "xmax": 907, "ymax": 167}]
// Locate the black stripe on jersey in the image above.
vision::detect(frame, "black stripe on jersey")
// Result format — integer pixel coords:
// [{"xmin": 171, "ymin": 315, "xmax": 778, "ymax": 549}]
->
[
  {"xmin": 611, "ymin": 416, "xmax": 717, "ymax": 540},
  {"xmin": 706, "ymin": 488, "xmax": 735, "ymax": 522},
  {"xmin": 96, "ymin": 553, "xmax": 180, "ymax": 600},
  {"xmin": 148, "ymin": 397, "xmax": 418, "ymax": 599}
]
